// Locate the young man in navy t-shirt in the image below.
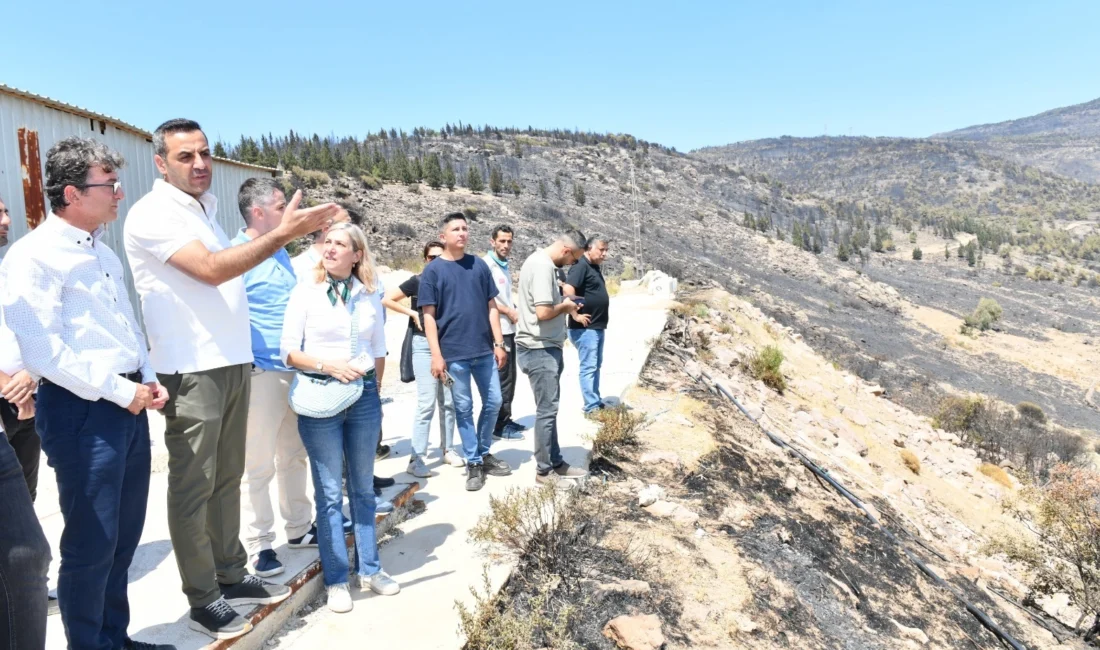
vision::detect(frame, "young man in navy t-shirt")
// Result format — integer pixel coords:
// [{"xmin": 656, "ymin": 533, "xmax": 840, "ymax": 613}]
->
[{"xmin": 419, "ymin": 213, "xmax": 509, "ymax": 491}]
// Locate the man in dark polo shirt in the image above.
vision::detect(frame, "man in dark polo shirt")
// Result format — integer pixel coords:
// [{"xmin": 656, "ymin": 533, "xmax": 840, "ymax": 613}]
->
[{"xmin": 565, "ymin": 235, "xmax": 611, "ymax": 414}]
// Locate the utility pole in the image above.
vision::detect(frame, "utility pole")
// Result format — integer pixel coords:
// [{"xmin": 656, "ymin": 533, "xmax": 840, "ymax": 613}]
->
[{"xmin": 629, "ymin": 156, "xmax": 643, "ymax": 274}]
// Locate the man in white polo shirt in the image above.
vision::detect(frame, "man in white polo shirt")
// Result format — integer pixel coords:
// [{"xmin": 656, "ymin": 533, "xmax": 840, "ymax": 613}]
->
[{"xmin": 124, "ymin": 119, "xmax": 339, "ymax": 641}]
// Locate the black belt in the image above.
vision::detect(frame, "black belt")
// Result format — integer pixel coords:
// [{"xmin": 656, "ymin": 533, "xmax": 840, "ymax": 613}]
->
[
  {"xmin": 40, "ymin": 370, "xmax": 142, "ymax": 388},
  {"xmin": 300, "ymin": 369, "xmax": 376, "ymax": 382}
]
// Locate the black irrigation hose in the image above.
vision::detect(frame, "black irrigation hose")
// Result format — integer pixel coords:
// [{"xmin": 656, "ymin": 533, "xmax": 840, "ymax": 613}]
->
[{"xmin": 686, "ymin": 361, "xmax": 1030, "ymax": 650}]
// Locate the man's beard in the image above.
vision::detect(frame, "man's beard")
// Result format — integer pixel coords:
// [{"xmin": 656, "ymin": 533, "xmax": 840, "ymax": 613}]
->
[{"xmin": 0, "ymin": 235, "xmax": 8, "ymax": 248}]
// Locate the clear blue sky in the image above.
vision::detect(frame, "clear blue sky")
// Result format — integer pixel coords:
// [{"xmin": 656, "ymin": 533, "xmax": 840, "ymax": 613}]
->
[{"xmin": 4, "ymin": 0, "xmax": 1098, "ymax": 151}]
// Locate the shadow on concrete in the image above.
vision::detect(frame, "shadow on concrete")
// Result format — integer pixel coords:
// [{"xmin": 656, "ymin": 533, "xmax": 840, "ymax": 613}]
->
[
  {"xmin": 131, "ymin": 610, "xmax": 210, "ymax": 650},
  {"xmin": 382, "ymin": 523, "xmax": 457, "ymax": 578},
  {"xmin": 127, "ymin": 539, "xmax": 174, "ymax": 584},
  {"xmin": 491, "ymin": 447, "xmax": 534, "ymax": 470}
]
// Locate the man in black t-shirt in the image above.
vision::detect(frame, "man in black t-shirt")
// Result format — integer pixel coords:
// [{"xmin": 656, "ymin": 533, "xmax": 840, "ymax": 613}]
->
[{"xmin": 565, "ymin": 235, "xmax": 611, "ymax": 414}]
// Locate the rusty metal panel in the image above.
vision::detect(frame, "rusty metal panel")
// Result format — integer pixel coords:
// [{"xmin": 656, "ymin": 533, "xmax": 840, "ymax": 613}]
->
[{"xmin": 16, "ymin": 127, "xmax": 45, "ymax": 230}]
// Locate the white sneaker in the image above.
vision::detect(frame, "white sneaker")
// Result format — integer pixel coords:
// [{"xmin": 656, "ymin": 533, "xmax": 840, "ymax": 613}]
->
[
  {"xmin": 327, "ymin": 583, "xmax": 353, "ymax": 613},
  {"xmin": 362, "ymin": 571, "xmax": 400, "ymax": 596},
  {"xmin": 443, "ymin": 449, "xmax": 466, "ymax": 467},
  {"xmin": 407, "ymin": 456, "xmax": 432, "ymax": 478}
]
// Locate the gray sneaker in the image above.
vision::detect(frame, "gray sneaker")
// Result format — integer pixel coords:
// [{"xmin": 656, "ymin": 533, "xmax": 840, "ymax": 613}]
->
[
  {"xmin": 552, "ymin": 462, "xmax": 588, "ymax": 479},
  {"xmin": 407, "ymin": 456, "xmax": 432, "ymax": 478}
]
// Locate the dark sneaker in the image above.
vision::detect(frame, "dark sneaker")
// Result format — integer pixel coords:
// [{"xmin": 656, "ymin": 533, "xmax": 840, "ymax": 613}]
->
[
  {"xmin": 466, "ymin": 463, "xmax": 486, "ymax": 491},
  {"xmin": 250, "ymin": 549, "xmax": 284, "ymax": 577},
  {"xmin": 219, "ymin": 574, "xmax": 291, "ymax": 607},
  {"xmin": 189, "ymin": 597, "xmax": 252, "ymax": 640},
  {"xmin": 373, "ymin": 475, "xmax": 396, "ymax": 488},
  {"xmin": 47, "ymin": 594, "xmax": 59, "ymax": 617},
  {"xmin": 482, "ymin": 453, "xmax": 513, "ymax": 477},
  {"xmin": 124, "ymin": 639, "xmax": 177, "ymax": 650},
  {"xmin": 504, "ymin": 419, "xmax": 528, "ymax": 432},
  {"xmin": 375, "ymin": 444, "xmax": 392, "ymax": 460},
  {"xmin": 493, "ymin": 427, "xmax": 525, "ymax": 440},
  {"xmin": 553, "ymin": 462, "xmax": 588, "ymax": 479},
  {"xmin": 288, "ymin": 525, "xmax": 319, "ymax": 549}
]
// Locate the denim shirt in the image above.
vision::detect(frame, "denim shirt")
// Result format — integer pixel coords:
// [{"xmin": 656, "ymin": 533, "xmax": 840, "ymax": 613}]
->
[{"xmin": 231, "ymin": 230, "xmax": 297, "ymax": 371}]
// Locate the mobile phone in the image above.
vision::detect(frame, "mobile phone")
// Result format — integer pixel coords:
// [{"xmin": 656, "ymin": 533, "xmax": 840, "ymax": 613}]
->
[
  {"xmin": 442, "ymin": 371, "xmax": 455, "ymax": 387},
  {"xmin": 572, "ymin": 296, "xmax": 586, "ymax": 307}
]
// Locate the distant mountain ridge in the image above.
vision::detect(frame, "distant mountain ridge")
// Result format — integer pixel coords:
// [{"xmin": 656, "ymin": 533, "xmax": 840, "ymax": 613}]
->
[{"xmin": 935, "ymin": 96, "xmax": 1100, "ymax": 140}]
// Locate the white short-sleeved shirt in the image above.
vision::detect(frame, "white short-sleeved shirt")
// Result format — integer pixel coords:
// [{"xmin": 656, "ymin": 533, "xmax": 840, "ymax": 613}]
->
[
  {"xmin": 280, "ymin": 278, "xmax": 387, "ymax": 366},
  {"xmin": 484, "ymin": 254, "xmax": 516, "ymax": 336},
  {"xmin": 124, "ymin": 179, "xmax": 253, "ymax": 374}
]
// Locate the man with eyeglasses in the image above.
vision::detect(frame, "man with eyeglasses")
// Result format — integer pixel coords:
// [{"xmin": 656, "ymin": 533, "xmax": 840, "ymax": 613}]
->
[
  {"xmin": 0, "ymin": 137, "xmax": 173, "ymax": 650},
  {"xmin": 515, "ymin": 231, "xmax": 590, "ymax": 485},
  {"xmin": 124, "ymin": 119, "xmax": 339, "ymax": 641}
]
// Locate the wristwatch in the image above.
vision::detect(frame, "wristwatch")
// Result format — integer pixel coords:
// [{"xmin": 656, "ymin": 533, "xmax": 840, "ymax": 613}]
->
[
  {"xmin": 493, "ymin": 341, "xmax": 506, "ymax": 349},
  {"xmin": 315, "ymin": 361, "xmax": 324, "ymax": 372}
]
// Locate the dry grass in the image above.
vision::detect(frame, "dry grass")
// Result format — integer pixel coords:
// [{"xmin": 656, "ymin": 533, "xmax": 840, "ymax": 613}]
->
[
  {"xmin": 979, "ymin": 462, "xmax": 1013, "ymax": 488},
  {"xmin": 589, "ymin": 406, "xmax": 645, "ymax": 458},
  {"xmin": 900, "ymin": 449, "xmax": 921, "ymax": 475},
  {"xmin": 746, "ymin": 345, "xmax": 786, "ymax": 393},
  {"xmin": 606, "ymin": 276, "xmax": 621, "ymax": 296}
]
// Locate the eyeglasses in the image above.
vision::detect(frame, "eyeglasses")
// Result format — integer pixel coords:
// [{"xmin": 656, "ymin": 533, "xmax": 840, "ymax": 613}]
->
[{"xmin": 81, "ymin": 181, "xmax": 122, "ymax": 195}]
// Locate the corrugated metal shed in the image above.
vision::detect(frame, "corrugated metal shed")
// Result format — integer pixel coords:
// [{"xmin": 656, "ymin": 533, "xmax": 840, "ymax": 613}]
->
[{"xmin": 0, "ymin": 83, "xmax": 278, "ymax": 321}]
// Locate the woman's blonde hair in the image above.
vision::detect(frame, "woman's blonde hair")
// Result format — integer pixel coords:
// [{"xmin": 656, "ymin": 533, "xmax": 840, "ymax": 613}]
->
[{"xmin": 312, "ymin": 222, "xmax": 377, "ymax": 293}]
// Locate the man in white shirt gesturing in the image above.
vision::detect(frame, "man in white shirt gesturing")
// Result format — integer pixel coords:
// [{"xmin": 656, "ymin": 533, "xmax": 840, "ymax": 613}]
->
[
  {"xmin": 1, "ymin": 137, "xmax": 170, "ymax": 650},
  {"xmin": 124, "ymin": 119, "xmax": 339, "ymax": 641}
]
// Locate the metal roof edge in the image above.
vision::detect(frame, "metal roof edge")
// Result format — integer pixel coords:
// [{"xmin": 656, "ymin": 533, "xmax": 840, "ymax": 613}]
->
[{"xmin": 0, "ymin": 83, "xmax": 280, "ymax": 174}]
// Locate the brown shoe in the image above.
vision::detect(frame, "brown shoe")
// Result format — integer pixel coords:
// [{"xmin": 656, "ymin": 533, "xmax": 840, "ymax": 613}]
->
[
  {"xmin": 552, "ymin": 462, "xmax": 588, "ymax": 479},
  {"xmin": 535, "ymin": 472, "xmax": 560, "ymax": 485}
]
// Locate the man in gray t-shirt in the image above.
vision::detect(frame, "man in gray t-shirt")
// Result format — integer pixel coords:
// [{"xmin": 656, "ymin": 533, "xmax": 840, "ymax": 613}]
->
[{"xmin": 516, "ymin": 231, "xmax": 590, "ymax": 482}]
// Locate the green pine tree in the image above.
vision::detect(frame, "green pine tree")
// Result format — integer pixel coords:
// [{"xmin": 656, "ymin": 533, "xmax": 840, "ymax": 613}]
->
[
  {"xmin": 443, "ymin": 161, "xmax": 456, "ymax": 191},
  {"xmin": 213, "ymin": 141, "xmax": 229, "ymax": 158},
  {"xmin": 489, "ymin": 166, "xmax": 504, "ymax": 195},
  {"xmin": 467, "ymin": 165, "xmax": 484, "ymax": 193},
  {"xmin": 573, "ymin": 182, "xmax": 585, "ymax": 206},
  {"xmin": 425, "ymin": 154, "xmax": 443, "ymax": 189},
  {"xmin": 510, "ymin": 180, "xmax": 521, "ymax": 197},
  {"xmin": 538, "ymin": 178, "xmax": 548, "ymax": 200},
  {"xmin": 411, "ymin": 156, "xmax": 424, "ymax": 182}
]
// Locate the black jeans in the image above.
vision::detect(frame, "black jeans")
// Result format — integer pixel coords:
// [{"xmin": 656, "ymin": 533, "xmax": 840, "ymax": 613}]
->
[
  {"xmin": 493, "ymin": 334, "xmax": 518, "ymax": 434},
  {"xmin": 0, "ymin": 396, "xmax": 41, "ymax": 501},
  {"xmin": 0, "ymin": 432, "xmax": 50, "ymax": 649}
]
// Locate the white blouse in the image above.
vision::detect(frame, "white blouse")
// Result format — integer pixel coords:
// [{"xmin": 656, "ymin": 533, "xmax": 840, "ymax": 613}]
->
[{"xmin": 280, "ymin": 277, "xmax": 388, "ymax": 368}]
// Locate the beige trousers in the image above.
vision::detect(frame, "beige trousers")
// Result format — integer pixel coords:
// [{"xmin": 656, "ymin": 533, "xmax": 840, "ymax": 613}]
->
[{"xmin": 240, "ymin": 369, "xmax": 312, "ymax": 555}]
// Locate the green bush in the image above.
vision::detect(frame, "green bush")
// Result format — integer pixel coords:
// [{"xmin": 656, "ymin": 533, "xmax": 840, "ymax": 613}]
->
[
  {"xmin": 932, "ymin": 395, "xmax": 984, "ymax": 432},
  {"xmin": 291, "ymin": 166, "xmax": 330, "ymax": 189},
  {"xmin": 961, "ymin": 297, "xmax": 1003, "ymax": 333},
  {"xmin": 747, "ymin": 345, "xmax": 786, "ymax": 393},
  {"xmin": 1016, "ymin": 402, "xmax": 1046, "ymax": 424},
  {"xmin": 912, "ymin": 247, "xmax": 922, "ymax": 260},
  {"xmin": 359, "ymin": 174, "xmax": 383, "ymax": 191}
]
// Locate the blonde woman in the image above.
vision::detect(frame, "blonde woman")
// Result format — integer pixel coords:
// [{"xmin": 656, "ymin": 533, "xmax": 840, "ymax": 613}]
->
[{"xmin": 280, "ymin": 223, "xmax": 399, "ymax": 613}]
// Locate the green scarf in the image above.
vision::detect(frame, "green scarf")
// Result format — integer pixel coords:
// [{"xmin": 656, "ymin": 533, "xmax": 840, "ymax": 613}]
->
[{"xmin": 326, "ymin": 274, "xmax": 352, "ymax": 306}]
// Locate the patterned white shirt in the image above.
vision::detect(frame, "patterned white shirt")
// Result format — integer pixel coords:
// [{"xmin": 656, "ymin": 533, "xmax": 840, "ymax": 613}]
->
[{"xmin": 0, "ymin": 213, "xmax": 154, "ymax": 407}]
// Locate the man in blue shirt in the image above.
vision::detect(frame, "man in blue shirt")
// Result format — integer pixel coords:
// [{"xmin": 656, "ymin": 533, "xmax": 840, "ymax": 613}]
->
[
  {"xmin": 232, "ymin": 179, "xmax": 315, "ymax": 578},
  {"xmin": 419, "ymin": 213, "xmax": 508, "ymax": 491}
]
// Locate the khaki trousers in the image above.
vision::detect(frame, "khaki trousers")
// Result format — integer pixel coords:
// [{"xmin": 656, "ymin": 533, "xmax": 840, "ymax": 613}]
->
[
  {"xmin": 159, "ymin": 363, "xmax": 251, "ymax": 608},
  {"xmin": 240, "ymin": 369, "xmax": 312, "ymax": 555}
]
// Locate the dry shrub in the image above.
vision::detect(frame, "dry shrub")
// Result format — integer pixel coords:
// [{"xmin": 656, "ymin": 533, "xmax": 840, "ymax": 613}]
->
[
  {"xmin": 589, "ymin": 406, "xmax": 644, "ymax": 458},
  {"xmin": 979, "ymin": 462, "xmax": 1013, "ymax": 488},
  {"xmin": 746, "ymin": 345, "xmax": 786, "ymax": 393},
  {"xmin": 457, "ymin": 570, "xmax": 576, "ymax": 650},
  {"xmin": 291, "ymin": 166, "xmax": 330, "ymax": 189},
  {"xmin": 606, "ymin": 276, "xmax": 621, "ymax": 297},
  {"xmin": 992, "ymin": 464, "xmax": 1100, "ymax": 634},
  {"xmin": 900, "ymin": 449, "xmax": 921, "ymax": 475},
  {"xmin": 359, "ymin": 174, "xmax": 383, "ymax": 190}
]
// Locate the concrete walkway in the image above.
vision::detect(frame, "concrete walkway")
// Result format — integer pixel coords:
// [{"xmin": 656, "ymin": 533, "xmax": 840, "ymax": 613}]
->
[{"xmin": 36, "ymin": 285, "xmax": 669, "ymax": 650}]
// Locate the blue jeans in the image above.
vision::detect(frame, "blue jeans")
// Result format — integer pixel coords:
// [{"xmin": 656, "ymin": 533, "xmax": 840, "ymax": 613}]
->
[
  {"xmin": 568, "ymin": 329, "xmax": 606, "ymax": 412},
  {"xmin": 0, "ymin": 432, "xmax": 50, "ymax": 650},
  {"xmin": 411, "ymin": 335, "xmax": 456, "ymax": 459},
  {"xmin": 448, "ymin": 353, "xmax": 502, "ymax": 465},
  {"xmin": 36, "ymin": 383, "xmax": 151, "ymax": 650},
  {"xmin": 297, "ymin": 379, "xmax": 382, "ymax": 586}
]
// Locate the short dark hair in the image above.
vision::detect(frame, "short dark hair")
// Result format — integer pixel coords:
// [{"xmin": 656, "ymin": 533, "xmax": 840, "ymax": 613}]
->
[
  {"xmin": 153, "ymin": 118, "xmax": 204, "ymax": 157},
  {"xmin": 585, "ymin": 233, "xmax": 609, "ymax": 250},
  {"xmin": 44, "ymin": 137, "xmax": 125, "ymax": 213},
  {"xmin": 237, "ymin": 177, "xmax": 283, "ymax": 224},
  {"xmin": 440, "ymin": 212, "xmax": 466, "ymax": 228},
  {"xmin": 558, "ymin": 229, "xmax": 587, "ymax": 250},
  {"xmin": 422, "ymin": 240, "xmax": 444, "ymax": 259},
  {"xmin": 491, "ymin": 224, "xmax": 514, "ymax": 240},
  {"xmin": 337, "ymin": 201, "xmax": 364, "ymax": 226}
]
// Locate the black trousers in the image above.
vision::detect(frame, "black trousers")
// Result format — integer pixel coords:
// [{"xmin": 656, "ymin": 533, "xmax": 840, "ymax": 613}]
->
[
  {"xmin": 493, "ymin": 334, "xmax": 517, "ymax": 434},
  {"xmin": 0, "ymin": 396, "xmax": 40, "ymax": 502}
]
